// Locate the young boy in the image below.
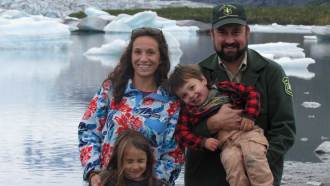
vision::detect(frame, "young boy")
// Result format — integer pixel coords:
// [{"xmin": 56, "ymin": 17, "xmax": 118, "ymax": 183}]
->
[{"xmin": 168, "ymin": 64, "xmax": 273, "ymax": 186}]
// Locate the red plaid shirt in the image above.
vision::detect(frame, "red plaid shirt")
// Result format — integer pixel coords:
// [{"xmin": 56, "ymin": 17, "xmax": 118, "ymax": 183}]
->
[{"xmin": 175, "ymin": 80, "xmax": 260, "ymax": 150}]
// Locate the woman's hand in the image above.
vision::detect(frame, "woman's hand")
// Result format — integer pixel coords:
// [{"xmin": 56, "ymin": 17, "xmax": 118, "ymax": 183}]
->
[
  {"xmin": 90, "ymin": 173, "xmax": 102, "ymax": 186},
  {"xmin": 206, "ymin": 104, "xmax": 242, "ymax": 133}
]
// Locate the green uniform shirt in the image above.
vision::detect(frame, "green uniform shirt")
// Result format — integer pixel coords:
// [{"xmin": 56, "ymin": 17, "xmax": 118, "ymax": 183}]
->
[{"xmin": 184, "ymin": 49, "xmax": 296, "ymax": 186}]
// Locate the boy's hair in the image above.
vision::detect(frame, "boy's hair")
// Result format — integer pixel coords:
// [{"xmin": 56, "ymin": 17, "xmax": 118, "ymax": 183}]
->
[
  {"xmin": 100, "ymin": 129, "xmax": 155, "ymax": 186},
  {"xmin": 167, "ymin": 64, "xmax": 206, "ymax": 95}
]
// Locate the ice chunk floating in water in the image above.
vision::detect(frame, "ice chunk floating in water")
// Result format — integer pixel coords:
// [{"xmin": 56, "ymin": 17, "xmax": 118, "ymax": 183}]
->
[
  {"xmin": 274, "ymin": 57, "xmax": 315, "ymax": 80},
  {"xmin": 103, "ymin": 10, "xmax": 199, "ymax": 34},
  {"xmin": 84, "ymin": 39, "xmax": 128, "ymax": 67},
  {"xmin": 302, "ymin": 102, "xmax": 321, "ymax": 109},
  {"xmin": 250, "ymin": 42, "xmax": 315, "ymax": 80},
  {"xmin": 314, "ymin": 141, "xmax": 330, "ymax": 163},
  {"xmin": 249, "ymin": 42, "xmax": 305, "ymax": 59},
  {"xmin": 0, "ymin": 9, "xmax": 71, "ymax": 49}
]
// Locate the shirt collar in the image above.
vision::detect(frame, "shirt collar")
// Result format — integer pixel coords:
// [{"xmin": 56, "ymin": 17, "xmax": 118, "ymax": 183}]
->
[
  {"xmin": 124, "ymin": 79, "xmax": 172, "ymax": 102},
  {"xmin": 218, "ymin": 52, "xmax": 248, "ymax": 71}
]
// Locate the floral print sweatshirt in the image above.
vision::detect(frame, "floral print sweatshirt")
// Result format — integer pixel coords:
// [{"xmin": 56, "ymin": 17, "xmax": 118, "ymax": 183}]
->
[{"xmin": 78, "ymin": 79, "xmax": 184, "ymax": 184}]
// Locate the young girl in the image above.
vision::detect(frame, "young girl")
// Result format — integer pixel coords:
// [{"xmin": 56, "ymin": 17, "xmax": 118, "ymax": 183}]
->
[{"xmin": 99, "ymin": 129, "xmax": 168, "ymax": 186}]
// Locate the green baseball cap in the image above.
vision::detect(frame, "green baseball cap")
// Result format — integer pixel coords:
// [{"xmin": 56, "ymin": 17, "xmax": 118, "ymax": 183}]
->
[{"xmin": 211, "ymin": 3, "xmax": 247, "ymax": 28}]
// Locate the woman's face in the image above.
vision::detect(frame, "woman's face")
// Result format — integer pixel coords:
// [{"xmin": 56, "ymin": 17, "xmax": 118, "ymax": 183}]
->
[
  {"xmin": 131, "ymin": 36, "xmax": 161, "ymax": 80},
  {"xmin": 123, "ymin": 145, "xmax": 147, "ymax": 181}
]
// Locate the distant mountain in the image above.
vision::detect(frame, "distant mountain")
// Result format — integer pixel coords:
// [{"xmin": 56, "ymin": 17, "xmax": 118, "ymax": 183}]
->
[{"xmin": 181, "ymin": 0, "xmax": 329, "ymax": 7}]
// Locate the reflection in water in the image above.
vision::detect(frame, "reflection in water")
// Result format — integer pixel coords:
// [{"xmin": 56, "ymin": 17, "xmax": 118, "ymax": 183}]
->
[
  {"xmin": 310, "ymin": 41, "xmax": 330, "ymax": 59},
  {"xmin": 0, "ymin": 32, "xmax": 330, "ymax": 186},
  {"xmin": 0, "ymin": 48, "xmax": 82, "ymax": 185}
]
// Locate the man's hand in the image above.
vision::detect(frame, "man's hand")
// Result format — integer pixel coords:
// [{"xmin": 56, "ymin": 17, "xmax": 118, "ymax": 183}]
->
[
  {"xmin": 204, "ymin": 138, "xmax": 220, "ymax": 151},
  {"xmin": 90, "ymin": 173, "xmax": 101, "ymax": 186},
  {"xmin": 206, "ymin": 104, "xmax": 242, "ymax": 133},
  {"xmin": 240, "ymin": 117, "xmax": 255, "ymax": 131}
]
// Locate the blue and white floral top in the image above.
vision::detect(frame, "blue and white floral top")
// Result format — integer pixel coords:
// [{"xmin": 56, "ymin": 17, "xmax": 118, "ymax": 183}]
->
[{"xmin": 78, "ymin": 79, "xmax": 183, "ymax": 184}]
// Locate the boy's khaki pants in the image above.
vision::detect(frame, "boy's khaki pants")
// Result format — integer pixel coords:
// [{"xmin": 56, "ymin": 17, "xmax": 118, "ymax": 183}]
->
[{"xmin": 220, "ymin": 128, "xmax": 274, "ymax": 186}]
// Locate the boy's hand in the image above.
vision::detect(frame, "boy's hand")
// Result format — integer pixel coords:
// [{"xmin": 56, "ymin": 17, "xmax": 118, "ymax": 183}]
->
[
  {"xmin": 204, "ymin": 138, "xmax": 219, "ymax": 151},
  {"xmin": 240, "ymin": 117, "xmax": 255, "ymax": 131}
]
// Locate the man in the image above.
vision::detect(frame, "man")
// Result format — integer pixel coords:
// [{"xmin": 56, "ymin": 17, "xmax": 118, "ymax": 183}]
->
[{"xmin": 184, "ymin": 3, "xmax": 296, "ymax": 186}]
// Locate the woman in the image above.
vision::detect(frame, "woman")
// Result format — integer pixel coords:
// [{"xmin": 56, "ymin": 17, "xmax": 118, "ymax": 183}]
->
[{"xmin": 78, "ymin": 27, "xmax": 183, "ymax": 186}]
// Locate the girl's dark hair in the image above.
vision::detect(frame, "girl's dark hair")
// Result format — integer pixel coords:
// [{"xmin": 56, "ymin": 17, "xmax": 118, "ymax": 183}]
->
[
  {"xmin": 100, "ymin": 129, "xmax": 156, "ymax": 186},
  {"xmin": 106, "ymin": 27, "xmax": 170, "ymax": 105}
]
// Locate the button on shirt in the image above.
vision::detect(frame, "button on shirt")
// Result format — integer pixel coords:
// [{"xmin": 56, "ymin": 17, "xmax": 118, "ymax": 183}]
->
[{"xmin": 218, "ymin": 53, "xmax": 247, "ymax": 83}]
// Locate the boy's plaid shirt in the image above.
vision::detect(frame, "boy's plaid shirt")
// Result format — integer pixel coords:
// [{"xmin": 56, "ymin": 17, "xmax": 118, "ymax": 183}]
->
[{"xmin": 175, "ymin": 80, "xmax": 260, "ymax": 150}]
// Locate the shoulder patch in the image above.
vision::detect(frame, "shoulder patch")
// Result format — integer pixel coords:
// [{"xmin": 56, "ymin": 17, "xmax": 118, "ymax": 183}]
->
[{"xmin": 282, "ymin": 77, "xmax": 293, "ymax": 96}]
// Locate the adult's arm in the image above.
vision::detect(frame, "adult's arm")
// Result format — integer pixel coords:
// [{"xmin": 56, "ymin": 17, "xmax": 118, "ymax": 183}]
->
[
  {"xmin": 265, "ymin": 66, "xmax": 296, "ymax": 164},
  {"xmin": 78, "ymin": 80, "xmax": 111, "ymax": 181},
  {"xmin": 155, "ymin": 101, "xmax": 184, "ymax": 184},
  {"xmin": 193, "ymin": 104, "xmax": 242, "ymax": 136}
]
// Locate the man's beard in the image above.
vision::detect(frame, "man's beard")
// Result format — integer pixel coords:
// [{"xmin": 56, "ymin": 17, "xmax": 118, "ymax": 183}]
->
[{"xmin": 216, "ymin": 44, "xmax": 247, "ymax": 63}]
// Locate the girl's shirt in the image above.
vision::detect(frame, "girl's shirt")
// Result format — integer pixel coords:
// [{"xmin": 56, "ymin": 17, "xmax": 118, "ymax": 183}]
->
[{"xmin": 78, "ymin": 79, "xmax": 184, "ymax": 184}]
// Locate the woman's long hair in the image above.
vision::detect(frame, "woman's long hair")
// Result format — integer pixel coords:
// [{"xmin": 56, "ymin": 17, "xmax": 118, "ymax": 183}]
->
[
  {"xmin": 101, "ymin": 129, "xmax": 156, "ymax": 186},
  {"xmin": 106, "ymin": 27, "xmax": 170, "ymax": 105}
]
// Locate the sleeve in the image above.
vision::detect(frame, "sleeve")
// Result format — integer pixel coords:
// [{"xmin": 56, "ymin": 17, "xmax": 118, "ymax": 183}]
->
[
  {"xmin": 155, "ymin": 100, "xmax": 184, "ymax": 185},
  {"xmin": 218, "ymin": 81, "xmax": 261, "ymax": 120},
  {"xmin": 265, "ymin": 66, "xmax": 296, "ymax": 165},
  {"xmin": 175, "ymin": 108, "xmax": 204, "ymax": 150},
  {"xmin": 78, "ymin": 80, "xmax": 111, "ymax": 180}
]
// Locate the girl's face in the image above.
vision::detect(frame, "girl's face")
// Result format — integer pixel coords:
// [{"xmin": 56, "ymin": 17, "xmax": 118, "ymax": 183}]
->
[
  {"xmin": 123, "ymin": 145, "xmax": 147, "ymax": 181},
  {"xmin": 131, "ymin": 36, "xmax": 161, "ymax": 81}
]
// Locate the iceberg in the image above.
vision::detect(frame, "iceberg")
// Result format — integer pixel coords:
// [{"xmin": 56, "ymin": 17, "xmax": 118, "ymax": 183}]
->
[
  {"xmin": 103, "ymin": 10, "xmax": 198, "ymax": 34},
  {"xmin": 250, "ymin": 23, "xmax": 315, "ymax": 34},
  {"xmin": 84, "ymin": 39, "xmax": 128, "ymax": 67},
  {"xmin": 84, "ymin": 7, "xmax": 115, "ymax": 21},
  {"xmin": 249, "ymin": 42, "xmax": 315, "ymax": 80},
  {"xmin": 274, "ymin": 57, "xmax": 315, "ymax": 80},
  {"xmin": 77, "ymin": 7, "xmax": 115, "ymax": 32},
  {"xmin": 304, "ymin": 35, "xmax": 317, "ymax": 41},
  {"xmin": 0, "ymin": 9, "xmax": 71, "ymax": 49},
  {"xmin": 249, "ymin": 42, "xmax": 305, "ymax": 59},
  {"xmin": 314, "ymin": 141, "xmax": 330, "ymax": 163}
]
